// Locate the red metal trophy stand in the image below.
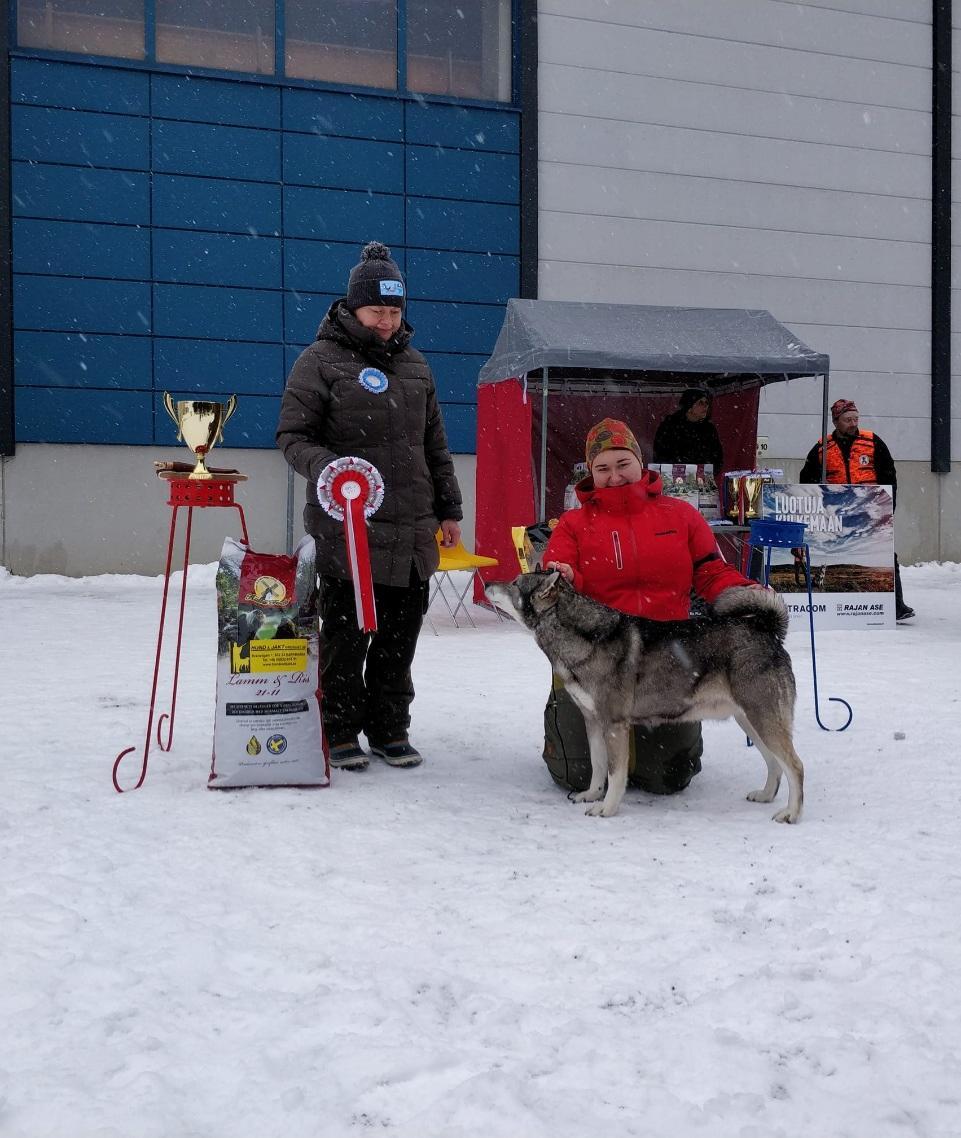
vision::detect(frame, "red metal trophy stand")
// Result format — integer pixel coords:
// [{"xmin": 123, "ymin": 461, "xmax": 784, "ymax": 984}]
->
[{"xmin": 111, "ymin": 472, "xmax": 249, "ymax": 793}]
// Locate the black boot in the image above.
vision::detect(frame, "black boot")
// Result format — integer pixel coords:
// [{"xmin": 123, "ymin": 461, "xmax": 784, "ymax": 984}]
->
[{"xmin": 894, "ymin": 555, "xmax": 914, "ymax": 622}]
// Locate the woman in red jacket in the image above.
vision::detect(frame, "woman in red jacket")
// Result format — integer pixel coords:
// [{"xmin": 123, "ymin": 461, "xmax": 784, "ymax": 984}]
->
[{"xmin": 540, "ymin": 417, "xmax": 757, "ymax": 796}]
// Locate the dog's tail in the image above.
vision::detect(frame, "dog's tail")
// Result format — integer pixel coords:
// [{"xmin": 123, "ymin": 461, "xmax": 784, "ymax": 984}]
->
[{"xmin": 713, "ymin": 585, "xmax": 790, "ymax": 641}]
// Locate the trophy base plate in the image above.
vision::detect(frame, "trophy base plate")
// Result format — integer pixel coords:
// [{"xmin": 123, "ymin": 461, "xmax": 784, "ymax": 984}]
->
[{"xmin": 155, "ymin": 463, "xmax": 247, "ymax": 483}]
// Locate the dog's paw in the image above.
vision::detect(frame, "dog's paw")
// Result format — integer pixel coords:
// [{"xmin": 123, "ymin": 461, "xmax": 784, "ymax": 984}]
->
[
  {"xmin": 747, "ymin": 789, "xmax": 777, "ymax": 803},
  {"xmin": 585, "ymin": 800, "xmax": 620, "ymax": 818},
  {"xmin": 573, "ymin": 788, "xmax": 604, "ymax": 803},
  {"xmin": 772, "ymin": 807, "xmax": 800, "ymax": 823}
]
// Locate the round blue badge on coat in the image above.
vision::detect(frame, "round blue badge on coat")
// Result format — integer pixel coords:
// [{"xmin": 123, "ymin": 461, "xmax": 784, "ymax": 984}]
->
[{"xmin": 359, "ymin": 367, "xmax": 389, "ymax": 394}]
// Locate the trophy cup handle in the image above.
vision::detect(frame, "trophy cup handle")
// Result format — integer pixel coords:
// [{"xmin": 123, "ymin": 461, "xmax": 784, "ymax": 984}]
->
[
  {"xmin": 162, "ymin": 392, "xmax": 181, "ymax": 438},
  {"xmin": 215, "ymin": 395, "xmax": 238, "ymax": 447}
]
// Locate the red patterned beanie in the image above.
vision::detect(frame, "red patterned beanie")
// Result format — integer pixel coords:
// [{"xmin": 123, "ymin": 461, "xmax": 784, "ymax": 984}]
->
[
  {"xmin": 585, "ymin": 418, "xmax": 643, "ymax": 467},
  {"xmin": 831, "ymin": 398, "xmax": 858, "ymax": 422}
]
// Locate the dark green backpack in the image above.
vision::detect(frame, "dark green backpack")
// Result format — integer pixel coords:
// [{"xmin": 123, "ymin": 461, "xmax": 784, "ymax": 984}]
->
[{"xmin": 543, "ymin": 675, "xmax": 703, "ymax": 795}]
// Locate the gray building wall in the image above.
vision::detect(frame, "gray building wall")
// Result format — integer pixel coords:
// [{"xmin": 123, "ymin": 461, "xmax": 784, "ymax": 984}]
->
[
  {"xmin": 537, "ymin": 0, "xmax": 957, "ymax": 563},
  {"xmin": 0, "ymin": 447, "xmax": 478, "ymax": 576}
]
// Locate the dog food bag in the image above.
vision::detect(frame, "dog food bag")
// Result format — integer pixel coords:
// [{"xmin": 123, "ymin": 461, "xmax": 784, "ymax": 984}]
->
[{"xmin": 209, "ymin": 535, "xmax": 329, "ymax": 789}]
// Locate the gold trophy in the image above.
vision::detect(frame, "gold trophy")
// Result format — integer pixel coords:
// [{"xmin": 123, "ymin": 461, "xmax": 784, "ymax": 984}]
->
[
  {"xmin": 163, "ymin": 393, "xmax": 238, "ymax": 479},
  {"xmin": 725, "ymin": 473, "xmax": 765, "ymax": 523}
]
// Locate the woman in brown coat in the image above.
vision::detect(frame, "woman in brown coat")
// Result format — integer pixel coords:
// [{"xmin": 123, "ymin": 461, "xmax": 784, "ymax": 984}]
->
[{"xmin": 277, "ymin": 242, "xmax": 463, "ymax": 770}]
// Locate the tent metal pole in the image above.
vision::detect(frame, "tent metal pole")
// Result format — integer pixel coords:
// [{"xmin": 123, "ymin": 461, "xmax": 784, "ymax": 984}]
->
[
  {"xmin": 286, "ymin": 465, "xmax": 295, "ymax": 554},
  {"xmin": 820, "ymin": 372, "xmax": 830, "ymax": 482},
  {"xmin": 931, "ymin": 0, "xmax": 952, "ymax": 473},
  {"xmin": 0, "ymin": 13, "xmax": 12, "ymax": 459},
  {"xmin": 539, "ymin": 367, "xmax": 549, "ymax": 522}
]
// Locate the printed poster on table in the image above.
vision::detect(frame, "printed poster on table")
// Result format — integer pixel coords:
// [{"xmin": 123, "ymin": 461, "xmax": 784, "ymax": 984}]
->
[
  {"xmin": 648, "ymin": 464, "xmax": 720, "ymax": 520},
  {"xmin": 760, "ymin": 484, "xmax": 895, "ymax": 630}
]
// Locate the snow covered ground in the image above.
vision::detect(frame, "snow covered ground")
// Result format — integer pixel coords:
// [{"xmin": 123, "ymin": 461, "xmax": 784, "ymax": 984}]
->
[{"xmin": 2, "ymin": 560, "xmax": 960, "ymax": 1138}]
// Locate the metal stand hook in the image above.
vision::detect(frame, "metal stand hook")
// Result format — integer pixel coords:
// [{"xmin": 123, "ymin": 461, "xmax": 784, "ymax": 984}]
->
[
  {"xmin": 747, "ymin": 524, "xmax": 855, "ymax": 735},
  {"xmin": 112, "ymin": 477, "xmax": 249, "ymax": 793},
  {"xmin": 803, "ymin": 557, "xmax": 853, "ymax": 731}
]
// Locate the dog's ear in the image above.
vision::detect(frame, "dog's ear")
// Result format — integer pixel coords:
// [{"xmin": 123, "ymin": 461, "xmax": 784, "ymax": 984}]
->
[{"xmin": 531, "ymin": 570, "xmax": 562, "ymax": 612}]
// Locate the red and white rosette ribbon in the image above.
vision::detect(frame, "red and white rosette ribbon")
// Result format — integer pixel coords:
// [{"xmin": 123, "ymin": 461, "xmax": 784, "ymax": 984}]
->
[{"xmin": 317, "ymin": 457, "xmax": 385, "ymax": 632}]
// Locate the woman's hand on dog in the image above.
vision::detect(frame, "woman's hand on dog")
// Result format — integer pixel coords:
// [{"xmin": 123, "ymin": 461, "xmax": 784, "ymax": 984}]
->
[{"xmin": 545, "ymin": 560, "xmax": 575, "ymax": 584}]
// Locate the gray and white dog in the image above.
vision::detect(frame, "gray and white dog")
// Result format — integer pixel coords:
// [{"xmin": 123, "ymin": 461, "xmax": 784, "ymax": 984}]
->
[{"xmin": 487, "ymin": 572, "xmax": 804, "ymax": 822}]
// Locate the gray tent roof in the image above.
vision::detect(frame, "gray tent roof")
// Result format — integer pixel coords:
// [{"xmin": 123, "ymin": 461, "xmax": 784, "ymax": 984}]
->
[{"xmin": 477, "ymin": 299, "xmax": 829, "ymax": 391}]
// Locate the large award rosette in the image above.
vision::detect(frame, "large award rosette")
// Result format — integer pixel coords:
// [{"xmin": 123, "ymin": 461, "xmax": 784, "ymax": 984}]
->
[{"xmin": 317, "ymin": 457, "xmax": 385, "ymax": 632}]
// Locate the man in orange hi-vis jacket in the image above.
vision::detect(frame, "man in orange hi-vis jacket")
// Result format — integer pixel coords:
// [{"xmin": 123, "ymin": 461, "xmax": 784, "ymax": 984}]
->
[{"xmin": 799, "ymin": 398, "xmax": 914, "ymax": 623}]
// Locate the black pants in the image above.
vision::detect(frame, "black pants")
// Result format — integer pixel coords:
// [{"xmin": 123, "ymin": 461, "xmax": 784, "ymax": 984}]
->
[
  {"xmin": 318, "ymin": 569, "xmax": 429, "ymax": 746},
  {"xmin": 894, "ymin": 554, "xmax": 909, "ymax": 613}
]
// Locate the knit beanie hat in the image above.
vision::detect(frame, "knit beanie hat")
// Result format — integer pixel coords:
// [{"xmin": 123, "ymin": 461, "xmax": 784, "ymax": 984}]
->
[
  {"xmin": 831, "ymin": 398, "xmax": 858, "ymax": 422},
  {"xmin": 585, "ymin": 418, "xmax": 643, "ymax": 467},
  {"xmin": 345, "ymin": 241, "xmax": 406, "ymax": 310},
  {"xmin": 679, "ymin": 387, "xmax": 712, "ymax": 412}
]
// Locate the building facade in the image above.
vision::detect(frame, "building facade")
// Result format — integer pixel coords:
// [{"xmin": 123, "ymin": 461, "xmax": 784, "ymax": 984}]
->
[
  {"xmin": 1, "ymin": 0, "xmax": 958, "ymax": 573},
  {"xmin": 0, "ymin": 0, "xmax": 533, "ymax": 572},
  {"xmin": 534, "ymin": 0, "xmax": 958, "ymax": 567}
]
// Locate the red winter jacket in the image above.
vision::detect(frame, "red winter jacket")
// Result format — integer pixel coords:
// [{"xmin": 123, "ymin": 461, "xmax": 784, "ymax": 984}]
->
[{"xmin": 543, "ymin": 470, "xmax": 755, "ymax": 620}]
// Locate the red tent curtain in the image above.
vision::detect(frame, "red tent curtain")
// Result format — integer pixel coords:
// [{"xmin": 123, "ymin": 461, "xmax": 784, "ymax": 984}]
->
[{"xmin": 474, "ymin": 379, "xmax": 534, "ymax": 595}]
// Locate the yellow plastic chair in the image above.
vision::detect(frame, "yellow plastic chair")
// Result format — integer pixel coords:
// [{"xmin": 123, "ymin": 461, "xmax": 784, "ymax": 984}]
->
[{"xmin": 428, "ymin": 531, "xmax": 499, "ymax": 631}]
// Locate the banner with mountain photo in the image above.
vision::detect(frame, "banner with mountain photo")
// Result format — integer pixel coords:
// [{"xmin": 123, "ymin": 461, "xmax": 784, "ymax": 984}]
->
[{"xmin": 760, "ymin": 484, "xmax": 895, "ymax": 630}]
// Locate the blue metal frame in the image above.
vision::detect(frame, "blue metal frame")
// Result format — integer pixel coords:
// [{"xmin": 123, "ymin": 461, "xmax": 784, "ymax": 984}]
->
[
  {"xmin": 144, "ymin": 0, "xmax": 156, "ymax": 62},
  {"xmin": 6, "ymin": 0, "xmax": 527, "ymax": 455},
  {"xmin": 747, "ymin": 519, "xmax": 854, "ymax": 733},
  {"xmin": 7, "ymin": 0, "xmax": 520, "ymax": 110},
  {"xmin": 0, "ymin": 0, "xmax": 12, "ymax": 456},
  {"xmin": 272, "ymin": 0, "xmax": 284, "ymax": 81},
  {"xmin": 396, "ymin": 0, "xmax": 408, "ymax": 97}
]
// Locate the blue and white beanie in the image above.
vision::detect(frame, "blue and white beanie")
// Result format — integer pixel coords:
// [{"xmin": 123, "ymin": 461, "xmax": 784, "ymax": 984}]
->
[{"xmin": 346, "ymin": 241, "xmax": 406, "ymax": 311}]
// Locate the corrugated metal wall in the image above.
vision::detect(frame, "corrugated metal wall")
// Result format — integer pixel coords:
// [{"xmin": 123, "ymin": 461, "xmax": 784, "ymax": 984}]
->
[
  {"xmin": 10, "ymin": 57, "xmax": 521, "ymax": 454},
  {"xmin": 536, "ymin": 0, "xmax": 941, "ymax": 463}
]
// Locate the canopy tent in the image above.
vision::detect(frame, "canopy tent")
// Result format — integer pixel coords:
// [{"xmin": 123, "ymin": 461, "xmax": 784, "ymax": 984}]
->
[
  {"xmin": 474, "ymin": 298, "xmax": 830, "ymax": 587},
  {"xmin": 478, "ymin": 299, "xmax": 829, "ymax": 389}
]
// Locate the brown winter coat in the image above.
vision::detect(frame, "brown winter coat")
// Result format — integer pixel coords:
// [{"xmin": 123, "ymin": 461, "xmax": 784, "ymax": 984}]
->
[{"xmin": 276, "ymin": 301, "xmax": 463, "ymax": 587}]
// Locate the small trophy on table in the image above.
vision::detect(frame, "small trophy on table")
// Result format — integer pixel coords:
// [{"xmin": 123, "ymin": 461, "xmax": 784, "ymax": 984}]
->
[{"xmin": 162, "ymin": 393, "xmax": 238, "ymax": 479}]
